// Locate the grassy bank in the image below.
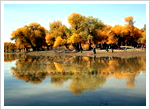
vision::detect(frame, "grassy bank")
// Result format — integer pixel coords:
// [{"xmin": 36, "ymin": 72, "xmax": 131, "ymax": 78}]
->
[{"xmin": 26, "ymin": 48, "xmax": 146, "ymax": 58}]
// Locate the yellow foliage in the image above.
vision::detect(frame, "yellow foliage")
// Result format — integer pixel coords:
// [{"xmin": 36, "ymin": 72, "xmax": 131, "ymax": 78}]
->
[
  {"xmin": 97, "ymin": 30, "xmax": 107, "ymax": 38},
  {"xmin": 124, "ymin": 16, "xmax": 133, "ymax": 22},
  {"xmin": 122, "ymin": 25, "xmax": 129, "ymax": 35},
  {"xmin": 138, "ymin": 30, "xmax": 146, "ymax": 44},
  {"xmin": 68, "ymin": 33, "xmax": 82, "ymax": 44},
  {"xmin": 82, "ymin": 44, "xmax": 89, "ymax": 49},
  {"xmin": 106, "ymin": 30, "xmax": 118, "ymax": 44},
  {"xmin": 11, "ymin": 22, "xmax": 46, "ymax": 50},
  {"xmin": 97, "ymin": 24, "xmax": 112, "ymax": 44},
  {"xmin": 87, "ymin": 35, "xmax": 93, "ymax": 40},
  {"xmin": 45, "ymin": 33, "xmax": 55, "ymax": 45},
  {"xmin": 11, "ymin": 27, "xmax": 23, "ymax": 40},
  {"xmin": 21, "ymin": 27, "xmax": 29, "ymax": 36},
  {"xmin": 34, "ymin": 30, "xmax": 41, "ymax": 36},
  {"xmin": 112, "ymin": 25, "xmax": 123, "ymax": 35},
  {"xmin": 49, "ymin": 20, "xmax": 62, "ymax": 30},
  {"xmin": 68, "ymin": 13, "xmax": 83, "ymax": 25},
  {"xmin": 4, "ymin": 42, "xmax": 17, "ymax": 53},
  {"xmin": 68, "ymin": 45, "xmax": 74, "ymax": 50},
  {"xmin": 133, "ymin": 27, "xmax": 142, "ymax": 38},
  {"xmin": 53, "ymin": 36, "xmax": 66, "ymax": 47},
  {"xmin": 28, "ymin": 22, "xmax": 40, "ymax": 29}
]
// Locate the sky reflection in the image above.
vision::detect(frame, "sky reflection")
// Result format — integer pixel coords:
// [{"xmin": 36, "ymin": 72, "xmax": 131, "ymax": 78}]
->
[{"xmin": 4, "ymin": 54, "xmax": 146, "ymax": 106}]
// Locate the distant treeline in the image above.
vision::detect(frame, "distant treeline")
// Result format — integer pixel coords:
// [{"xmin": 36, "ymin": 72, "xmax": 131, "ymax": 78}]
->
[{"xmin": 4, "ymin": 13, "xmax": 146, "ymax": 53}]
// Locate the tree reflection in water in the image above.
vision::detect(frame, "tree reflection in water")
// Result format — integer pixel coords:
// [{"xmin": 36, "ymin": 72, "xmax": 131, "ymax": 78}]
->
[
  {"xmin": 6, "ymin": 54, "xmax": 146, "ymax": 94},
  {"xmin": 4, "ymin": 53, "xmax": 26, "ymax": 62}
]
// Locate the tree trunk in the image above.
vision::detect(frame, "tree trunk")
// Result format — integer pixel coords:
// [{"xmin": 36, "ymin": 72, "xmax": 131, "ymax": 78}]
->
[
  {"xmin": 64, "ymin": 44, "xmax": 70, "ymax": 50},
  {"xmin": 32, "ymin": 47, "xmax": 36, "ymax": 51},
  {"xmin": 88, "ymin": 40, "xmax": 93, "ymax": 50},
  {"xmin": 79, "ymin": 43, "xmax": 83, "ymax": 51},
  {"xmin": 46, "ymin": 45, "xmax": 51, "ymax": 50},
  {"xmin": 99, "ymin": 44, "xmax": 102, "ymax": 49},
  {"xmin": 72, "ymin": 43, "xmax": 80, "ymax": 52}
]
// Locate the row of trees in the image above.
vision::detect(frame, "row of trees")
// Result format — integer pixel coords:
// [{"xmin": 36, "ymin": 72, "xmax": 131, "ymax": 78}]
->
[
  {"xmin": 4, "ymin": 13, "xmax": 146, "ymax": 52},
  {"xmin": 4, "ymin": 42, "xmax": 17, "ymax": 53}
]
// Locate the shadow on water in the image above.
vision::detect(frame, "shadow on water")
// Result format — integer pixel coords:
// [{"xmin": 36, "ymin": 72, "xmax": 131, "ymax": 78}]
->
[{"xmin": 5, "ymin": 54, "xmax": 146, "ymax": 95}]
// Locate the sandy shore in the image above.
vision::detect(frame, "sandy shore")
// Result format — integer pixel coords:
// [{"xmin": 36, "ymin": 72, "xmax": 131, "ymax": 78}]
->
[{"xmin": 26, "ymin": 48, "xmax": 146, "ymax": 58}]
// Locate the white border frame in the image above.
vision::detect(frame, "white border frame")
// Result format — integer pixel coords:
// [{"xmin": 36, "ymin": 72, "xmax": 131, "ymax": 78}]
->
[{"xmin": 1, "ymin": 1, "xmax": 149, "ymax": 109}]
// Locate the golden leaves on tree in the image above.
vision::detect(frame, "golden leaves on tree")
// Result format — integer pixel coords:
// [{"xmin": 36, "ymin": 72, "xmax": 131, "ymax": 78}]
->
[
  {"xmin": 4, "ymin": 42, "xmax": 17, "ymax": 53},
  {"xmin": 68, "ymin": 33, "xmax": 82, "ymax": 44},
  {"xmin": 46, "ymin": 21, "xmax": 67, "ymax": 48},
  {"xmin": 68, "ymin": 13, "xmax": 84, "ymax": 28},
  {"xmin": 6, "ymin": 14, "xmax": 146, "ymax": 53},
  {"xmin": 10, "ymin": 22, "xmax": 47, "ymax": 51},
  {"xmin": 124, "ymin": 16, "xmax": 133, "ymax": 22}
]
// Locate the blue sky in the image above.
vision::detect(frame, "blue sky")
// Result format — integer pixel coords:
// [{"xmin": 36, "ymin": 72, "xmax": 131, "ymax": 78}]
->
[{"xmin": 3, "ymin": 3, "xmax": 146, "ymax": 42}]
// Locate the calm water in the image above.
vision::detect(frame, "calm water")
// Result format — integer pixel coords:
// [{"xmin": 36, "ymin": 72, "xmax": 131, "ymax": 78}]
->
[{"xmin": 4, "ymin": 54, "xmax": 146, "ymax": 106}]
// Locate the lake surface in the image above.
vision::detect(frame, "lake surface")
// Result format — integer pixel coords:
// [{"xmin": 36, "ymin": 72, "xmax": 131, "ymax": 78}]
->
[{"xmin": 4, "ymin": 54, "xmax": 146, "ymax": 106}]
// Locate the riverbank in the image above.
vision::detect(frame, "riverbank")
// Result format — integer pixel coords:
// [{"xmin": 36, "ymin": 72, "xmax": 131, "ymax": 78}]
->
[{"xmin": 26, "ymin": 48, "xmax": 146, "ymax": 58}]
